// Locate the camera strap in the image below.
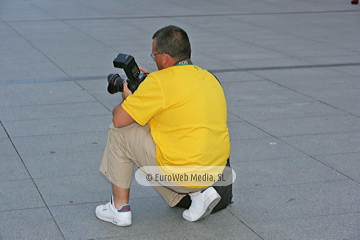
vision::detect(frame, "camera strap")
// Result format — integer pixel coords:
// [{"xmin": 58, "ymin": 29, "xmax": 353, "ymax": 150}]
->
[{"xmin": 173, "ymin": 59, "xmax": 193, "ymax": 66}]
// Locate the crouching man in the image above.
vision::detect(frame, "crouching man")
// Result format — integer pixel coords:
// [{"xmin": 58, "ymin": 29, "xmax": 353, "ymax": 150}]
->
[{"xmin": 96, "ymin": 25, "xmax": 230, "ymax": 226}]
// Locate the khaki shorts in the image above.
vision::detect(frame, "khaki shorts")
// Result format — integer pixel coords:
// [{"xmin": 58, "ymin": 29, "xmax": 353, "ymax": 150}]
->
[{"xmin": 100, "ymin": 122, "xmax": 206, "ymax": 207}]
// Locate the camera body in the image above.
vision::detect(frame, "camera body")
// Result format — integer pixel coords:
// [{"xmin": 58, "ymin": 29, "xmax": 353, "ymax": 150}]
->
[{"xmin": 107, "ymin": 53, "xmax": 147, "ymax": 94}]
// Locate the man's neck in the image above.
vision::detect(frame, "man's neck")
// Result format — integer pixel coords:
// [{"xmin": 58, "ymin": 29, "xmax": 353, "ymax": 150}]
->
[{"xmin": 173, "ymin": 59, "xmax": 193, "ymax": 66}]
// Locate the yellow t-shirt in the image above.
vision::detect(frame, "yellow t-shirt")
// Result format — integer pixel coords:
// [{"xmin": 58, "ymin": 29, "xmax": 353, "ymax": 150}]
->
[{"xmin": 122, "ymin": 64, "xmax": 230, "ymax": 170}]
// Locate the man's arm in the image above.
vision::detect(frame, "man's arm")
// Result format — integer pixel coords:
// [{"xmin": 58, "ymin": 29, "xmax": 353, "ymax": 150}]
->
[
  {"xmin": 112, "ymin": 68, "xmax": 151, "ymax": 128},
  {"xmin": 112, "ymin": 82, "xmax": 135, "ymax": 128},
  {"xmin": 112, "ymin": 104, "xmax": 134, "ymax": 127}
]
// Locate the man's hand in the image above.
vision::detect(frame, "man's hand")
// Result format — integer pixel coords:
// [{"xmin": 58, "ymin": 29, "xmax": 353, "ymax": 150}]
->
[
  {"xmin": 122, "ymin": 67, "xmax": 149, "ymax": 100},
  {"xmin": 121, "ymin": 81, "xmax": 133, "ymax": 101},
  {"xmin": 139, "ymin": 67, "xmax": 149, "ymax": 74}
]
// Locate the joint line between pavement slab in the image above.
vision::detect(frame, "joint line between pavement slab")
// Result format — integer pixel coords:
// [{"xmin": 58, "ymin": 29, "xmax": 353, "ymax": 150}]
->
[
  {"xmin": 4, "ymin": 9, "xmax": 360, "ymax": 23},
  {"xmin": 1, "ymin": 62, "xmax": 360, "ymax": 85}
]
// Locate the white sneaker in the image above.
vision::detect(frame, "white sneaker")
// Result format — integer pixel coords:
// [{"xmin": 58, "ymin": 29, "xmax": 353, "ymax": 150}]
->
[
  {"xmin": 95, "ymin": 196, "xmax": 132, "ymax": 226},
  {"xmin": 182, "ymin": 187, "xmax": 221, "ymax": 222}
]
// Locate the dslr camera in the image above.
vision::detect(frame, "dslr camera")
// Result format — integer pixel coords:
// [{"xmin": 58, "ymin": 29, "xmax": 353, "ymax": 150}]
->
[{"xmin": 107, "ymin": 53, "xmax": 147, "ymax": 94}]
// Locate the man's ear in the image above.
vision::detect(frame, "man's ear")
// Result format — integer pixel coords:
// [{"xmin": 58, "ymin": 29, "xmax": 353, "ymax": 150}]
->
[
  {"xmin": 163, "ymin": 53, "xmax": 170, "ymax": 66},
  {"xmin": 163, "ymin": 53, "xmax": 175, "ymax": 68}
]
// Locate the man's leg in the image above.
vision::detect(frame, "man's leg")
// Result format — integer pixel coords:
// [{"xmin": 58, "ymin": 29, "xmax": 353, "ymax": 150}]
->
[
  {"xmin": 100, "ymin": 123, "xmax": 189, "ymax": 206},
  {"xmin": 96, "ymin": 123, "xmax": 140, "ymax": 226},
  {"xmin": 112, "ymin": 184, "xmax": 130, "ymax": 209},
  {"xmin": 154, "ymin": 183, "xmax": 221, "ymax": 222},
  {"xmin": 98, "ymin": 122, "xmax": 219, "ymax": 224},
  {"xmin": 97, "ymin": 122, "xmax": 188, "ymax": 225}
]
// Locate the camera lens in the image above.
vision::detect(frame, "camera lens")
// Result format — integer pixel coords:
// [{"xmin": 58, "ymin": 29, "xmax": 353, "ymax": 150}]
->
[{"xmin": 107, "ymin": 73, "xmax": 124, "ymax": 94}]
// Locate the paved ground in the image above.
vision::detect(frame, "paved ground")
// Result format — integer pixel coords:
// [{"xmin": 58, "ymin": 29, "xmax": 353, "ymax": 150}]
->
[{"xmin": 1, "ymin": 0, "xmax": 360, "ymax": 239}]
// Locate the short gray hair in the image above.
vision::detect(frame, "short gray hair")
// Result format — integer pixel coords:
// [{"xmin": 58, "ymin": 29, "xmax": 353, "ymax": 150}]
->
[{"xmin": 152, "ymin": 25, "xmax": 191, "ymax": 61}]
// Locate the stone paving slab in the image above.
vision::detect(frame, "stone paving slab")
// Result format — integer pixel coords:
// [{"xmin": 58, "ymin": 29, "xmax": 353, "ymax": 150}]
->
[
  {"xmin": 231, "ymin": 180, "xmax": 360, "ymax": 223},
  {"xmin": 35, "ymin": 176, "xmax": 161, "ymax": 208},
  {"xmin": 249, "ymin": 213, "xmax": 360, "ymax": 240},
  {"xmin": 249, "ymin": 68, "xmax": 359, "ymax": 90},
  {"xmin": 222, "ymin": 80, "xmax": 288, "ymax": 94},
  {"xmin": 111, "ymin": 224, "xmax": 262, "ymax": 240},
  {"xmin": 0, "ymin": 138, "xmax": 18, "ymax": 157},
  {"xmin": 231, "ymin": 156, "xmax": 347, "ymax": 189},
  {"xmin": 0, "ymin": 179, "xmax": 45, "ymax": 211},
  {"xmin": 228, "ymin": 89, "xmax": 314, "ymax": 107},
  {"xmin": 3, "ymin": 115, "xmax": 110, "ymax": 137},
  {"xmin": 230, "ymin": 58, "xmax": 313, "ymax": 69},
  {"xmin": 228, "ymin": 121, "xmax": 272, "ymax": 141},
  {"xmin": 252, "ymin": 114, "xmax": 360, "ymax": 137},
  {"xmin": 232, "ymin": 101, "xmax": 345, "ymax": 121},
  {"xmin": 0, "ymin": 208, "xmax": 64, "ymax": 240},
  {"xmin": 20, "ymin": 150, "xmax": 104, "ymax": 179},
  {"xmin": 50, "ymin": 199, "xmax": 248, "ymax": 240},
  {"xmin": 333, "ymin": 65, "xmax": 360, "ymax": 78},
  {"xmin": 0, "ymin": 154, "xmax": 29, "ymax": 182},
  {"xmin": 0, "ymin": 125, "xmax": 7, "ymax": 139},
  {"xmin": 314, "ymin": 152, "xmax": 360, "ymax": 183},
  {"xmin": 280, "ymin": 131, "xmax": 360, "ymax": 156},
  {"xmin": 230, "ymin": 138, "xmax": 306, "ymax": 163},
  {"xmin": 0, "ymin": 82, "xmax": 98, "ymax": 107},
  {"xmin": 11, "ymin": 131, "xmax": 107, "ymax": 157},
  {"xmin": 0, "ymin": 102, "xmax": 111, "ymax": 121}
]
